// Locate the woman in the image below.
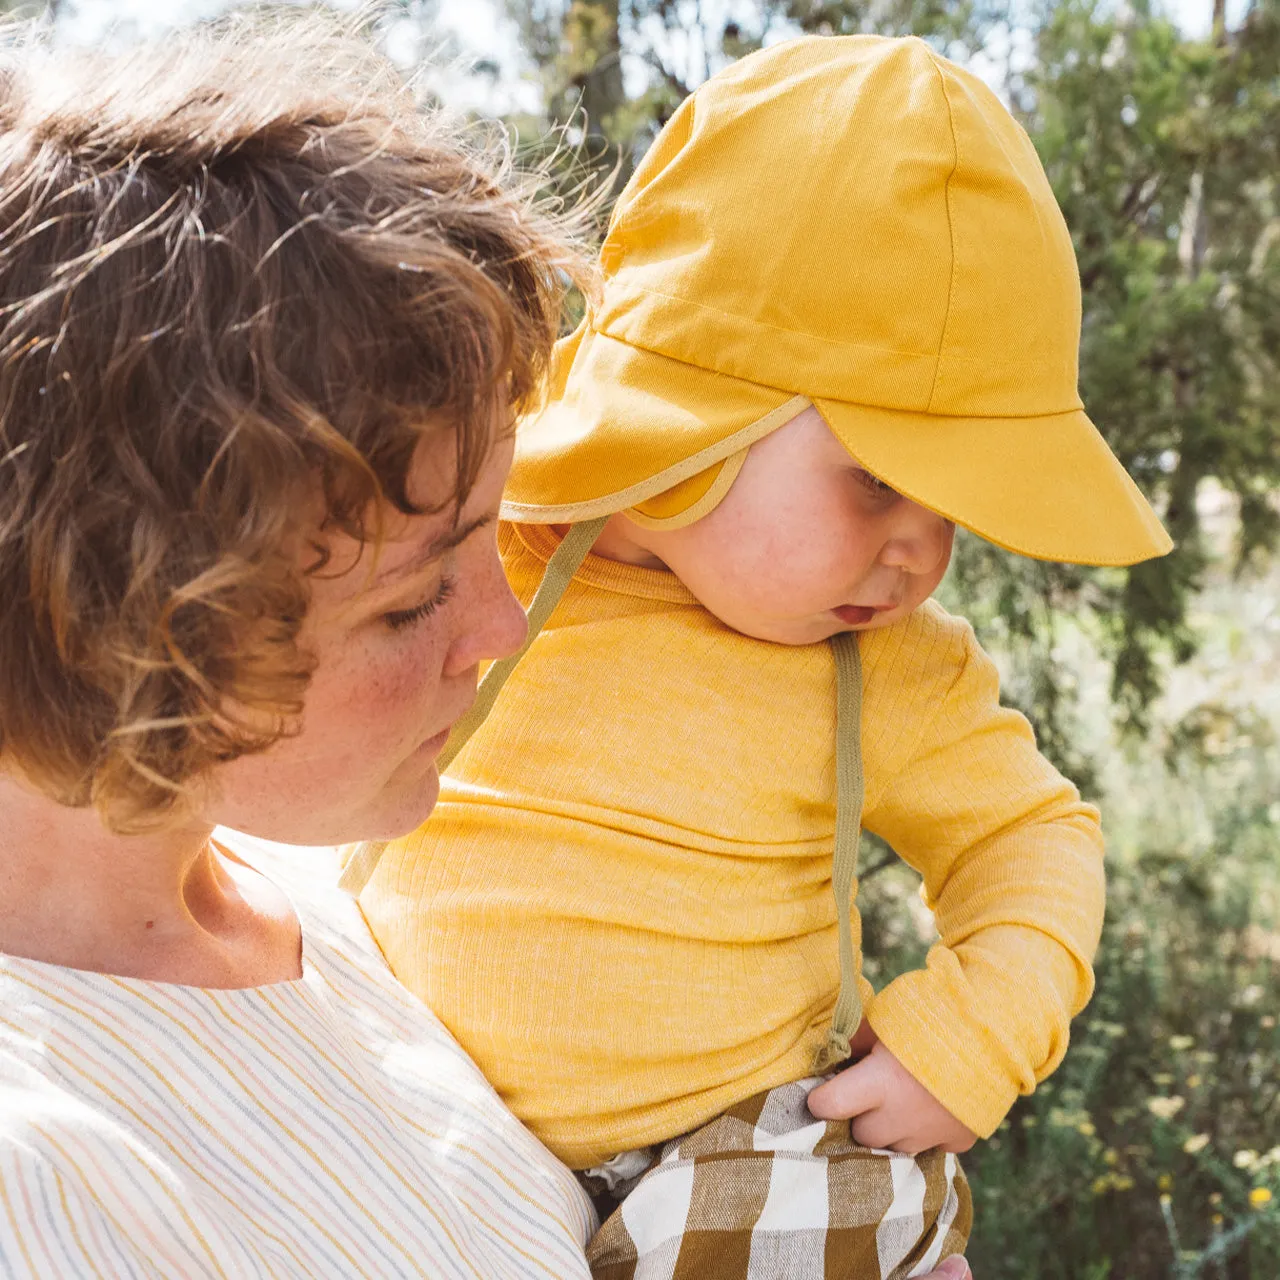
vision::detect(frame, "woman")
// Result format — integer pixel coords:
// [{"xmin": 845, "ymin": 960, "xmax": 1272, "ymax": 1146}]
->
[{"xmin": 0, "ymin": 15, "xmax": 971, "ymax": 1279}]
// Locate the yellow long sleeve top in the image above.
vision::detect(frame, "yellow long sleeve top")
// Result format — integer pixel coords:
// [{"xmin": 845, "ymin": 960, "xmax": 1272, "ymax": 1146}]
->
[{"xmin": 361, "ymin": 523, "xmax": 1107, "ymax": 1170}]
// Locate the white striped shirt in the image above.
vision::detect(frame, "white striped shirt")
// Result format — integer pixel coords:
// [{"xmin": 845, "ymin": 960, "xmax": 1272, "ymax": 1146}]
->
[{"xmin": 0, "ymin": 835, "xmax": 595, "ymax": 1278}]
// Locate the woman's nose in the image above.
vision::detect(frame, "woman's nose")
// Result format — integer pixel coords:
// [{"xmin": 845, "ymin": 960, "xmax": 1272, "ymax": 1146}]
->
[{"xmin": 443, "ymin": 554, "xmax": 528, "ymax": 678}]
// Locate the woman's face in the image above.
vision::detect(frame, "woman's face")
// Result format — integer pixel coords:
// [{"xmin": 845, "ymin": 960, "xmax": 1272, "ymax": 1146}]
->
[{"xmin": 210, "ymin": 430, "xmax": 526, "ymax": 846}]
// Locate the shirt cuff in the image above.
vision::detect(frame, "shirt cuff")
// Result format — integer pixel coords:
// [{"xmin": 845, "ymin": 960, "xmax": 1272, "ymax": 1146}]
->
[{"xmin": 863, "ymin": 941, "xmax": 1076, "ymax": 1138}]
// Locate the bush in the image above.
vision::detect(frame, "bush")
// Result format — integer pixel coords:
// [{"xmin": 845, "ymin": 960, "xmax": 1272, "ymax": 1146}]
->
[{"xmin": 859, "ymin": 556, "xmax": 1280, "ymax": 1278}]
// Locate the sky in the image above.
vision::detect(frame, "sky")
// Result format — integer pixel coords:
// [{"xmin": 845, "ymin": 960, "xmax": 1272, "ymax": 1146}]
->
[{"xmin": 55, "ymin": 0, "xmax": 1257, "ymax": 115}]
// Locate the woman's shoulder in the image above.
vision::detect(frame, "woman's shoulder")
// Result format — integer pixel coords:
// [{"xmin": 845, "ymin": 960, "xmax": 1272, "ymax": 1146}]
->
[
  {"xmin": 0, "ymin": 835, "xmax": 596, "ymax": 1276},
  {"xmin": 0, "ymin": 1064, "xmax": 242, "ymax": 1276}
]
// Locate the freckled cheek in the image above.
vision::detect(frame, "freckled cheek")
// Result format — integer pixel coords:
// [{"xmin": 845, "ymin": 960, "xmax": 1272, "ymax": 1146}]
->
[{"xmin": 326, "ymin": 637, "xmax": 444, "ymax": 738}]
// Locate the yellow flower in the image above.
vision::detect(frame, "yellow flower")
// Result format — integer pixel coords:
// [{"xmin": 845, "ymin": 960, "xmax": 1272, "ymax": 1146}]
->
[
  {"xmin": 1157, "ymin": 1174, "xmax": 1174, "ymax": 1192},
  {"xmin": 1211, "ymin": 1213, "xmax": 1224, "ymax": 1227},
  {"xmin": 1104, "ymin": 1148, "xmax": 1119, "ymax": 1166},
  {"xmin": 1186, "ymin": 1074, "xmax": 1202, "ymax": 1089},
  {"xmin": 1169, "ymin": 1035, "xmax": 1194, "ymax": 1051},
  {"xmin": 1147, "ymin": 1096, "xmax": 1186, "ymax": 1120},
  {"xmin": 1077, "ymin": 1121, "xmax": 1096, "ymax": 1137},
  {"xmin": 1249, "ymin": 1187, "xmax": 1272, "ymax": 1208},
  {"xmin": 1091, "ymin": 1173, "xmax": 1134, "ymax": 1196},
  {"xmin": 1182, "ymin": 1134, "xmax": 1210, "ymax": 1155},
  {"xmin": 1048, "ymin": 1107, "xmax": 1091, "ymax": 1130}
]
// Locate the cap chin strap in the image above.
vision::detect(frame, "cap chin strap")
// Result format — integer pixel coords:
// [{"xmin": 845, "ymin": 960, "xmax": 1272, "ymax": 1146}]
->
[
  {"xmin": 436, "ymin": 515, "xmax": 611, "ymax": 775},
  {"xmin": 341, "ymin": 517, "xmax": 867, "ymax": 1082},
  {"xmin": 624, "ymin": 448, "xmax": 749, "ymax": 531},
  {"xmin": 338, "ymin": 516, "xmax": 610, "ymax": 898},
  {"xmin": 811, "ymin": 629, "xmax": 866, "ymax": 1075}
]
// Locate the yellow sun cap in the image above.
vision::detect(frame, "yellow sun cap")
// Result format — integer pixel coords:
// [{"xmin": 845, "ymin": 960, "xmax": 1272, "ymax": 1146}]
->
[{"xmin": 505, "ymin": 34, "xmax": 1171, "ymax": 566}]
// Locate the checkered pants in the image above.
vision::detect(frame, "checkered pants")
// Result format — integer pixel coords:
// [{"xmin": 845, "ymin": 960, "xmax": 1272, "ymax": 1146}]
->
[{"xmin": 579, "ymin": 1077, "xmax": 971, "ymax": 1280}]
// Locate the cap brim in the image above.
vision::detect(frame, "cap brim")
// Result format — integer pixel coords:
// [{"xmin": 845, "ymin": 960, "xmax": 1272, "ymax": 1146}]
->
[
  {"xmin": 815, "ymin": 397, "xmax": 1172, "ymax": 566},
  {"xmin": 510, "ymin": 327, "xmax": 1172, "ymax": 566}
]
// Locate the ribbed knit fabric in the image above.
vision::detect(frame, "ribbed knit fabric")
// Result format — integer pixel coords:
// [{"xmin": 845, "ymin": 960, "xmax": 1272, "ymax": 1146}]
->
[{"xmin": 361, "ymin": 524, "xmax": 1106, "ymax": 1170}]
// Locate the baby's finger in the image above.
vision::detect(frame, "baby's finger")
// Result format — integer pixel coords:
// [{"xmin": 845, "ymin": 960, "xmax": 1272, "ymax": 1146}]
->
[
  {"xmin": 882, "ymin": 1134, "xmax": 933, "ymax": 1156},
  {"xmin": 848, "ymin": 1107, "xmax": 907, "ymax": 1151},
  {"xmin": 807, "ymin": 1058, "xmax": 882, "ymax": 1120}
]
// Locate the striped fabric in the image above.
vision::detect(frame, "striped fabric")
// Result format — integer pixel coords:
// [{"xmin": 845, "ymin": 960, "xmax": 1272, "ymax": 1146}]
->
[
  {"xmin": 584, "ymin": 1079, "xmax": 970, "ymax": 1280},
  {"xmin": 0, "ymin": 835, "xmax": 595, "ymax": 1279}
]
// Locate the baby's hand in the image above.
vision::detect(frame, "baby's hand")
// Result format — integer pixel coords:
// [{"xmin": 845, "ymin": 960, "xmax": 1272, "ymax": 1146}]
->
[{"xmin": 806, "ymin": 1027, "xmax": 977, "ymax": 1155}]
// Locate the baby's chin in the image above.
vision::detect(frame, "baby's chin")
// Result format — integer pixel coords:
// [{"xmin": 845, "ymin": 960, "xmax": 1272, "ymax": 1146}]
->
[
  {"xmin": 700, "ymin": 609, "xmax": 885, "ymax": 647},
  {"xmin": 813, "ymin": 607, "xmax": 912, "ymax": 644}
]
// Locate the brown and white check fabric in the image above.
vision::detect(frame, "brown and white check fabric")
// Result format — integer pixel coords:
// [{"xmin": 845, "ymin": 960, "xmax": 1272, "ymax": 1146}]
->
[{"xmin": 580, "ymin": 1077, "xmax": 971, "ymax": 1280}]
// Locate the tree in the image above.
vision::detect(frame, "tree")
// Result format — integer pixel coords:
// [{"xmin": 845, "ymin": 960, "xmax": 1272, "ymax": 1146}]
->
[{"xmin": 943, "ymin": 0, "xmax": 1280, "ymax": 775}]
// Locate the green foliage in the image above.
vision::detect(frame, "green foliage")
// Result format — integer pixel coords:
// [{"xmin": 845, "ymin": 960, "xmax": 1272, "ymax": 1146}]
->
[
  {"xmin": 1010, "ymin": 0, "xmax": 1280, "ymax": 741},
  {"xmin": 859, "ymin": 569, "xmax": 1280, "ymax": 1278}
]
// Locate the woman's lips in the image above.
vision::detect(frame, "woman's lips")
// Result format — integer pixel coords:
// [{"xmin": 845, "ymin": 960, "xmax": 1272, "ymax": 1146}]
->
[
  {"xmin": 832, "ymin": 603, "xmax": 884, "ymax": 626},
  {"xmin": 418, "ymin": 697, "xmax": 474, "ymax": 760}
]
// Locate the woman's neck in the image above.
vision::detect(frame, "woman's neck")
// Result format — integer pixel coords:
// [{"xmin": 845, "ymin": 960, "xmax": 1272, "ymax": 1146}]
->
[{"xmin": 0, "ymin": 770, "xmax": 301, "ymax": 988}]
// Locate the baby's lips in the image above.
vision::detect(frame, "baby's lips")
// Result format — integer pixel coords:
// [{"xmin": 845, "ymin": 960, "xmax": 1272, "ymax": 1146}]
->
[{"xmin": 832, "ymin": 604, "xmax": 880, "ymax": 626}]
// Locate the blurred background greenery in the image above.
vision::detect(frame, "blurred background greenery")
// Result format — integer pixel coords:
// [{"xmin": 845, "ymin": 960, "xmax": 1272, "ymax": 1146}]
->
[{"xmin": 6, "ymin": 0, "xmax": 1278, "ymax": 1273}]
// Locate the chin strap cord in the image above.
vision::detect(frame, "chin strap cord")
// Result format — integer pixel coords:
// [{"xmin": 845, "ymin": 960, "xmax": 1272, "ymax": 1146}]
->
[
  {"xmin": 338, "ymin": 516, "xmax": 609, "ymax": 898},
  {"xmin": 810, "ymin": 630, "xmax": 866, "ymax": 1076}
]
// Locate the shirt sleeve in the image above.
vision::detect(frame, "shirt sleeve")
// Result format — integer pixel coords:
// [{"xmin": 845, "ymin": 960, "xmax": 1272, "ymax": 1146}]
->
[
  {"xmin": 0, "ymin": 1090, "xmax": 233, "ymax": 1279},
  {"xmin": 860, "ymin": 607, "xmax": 1106, "ymax": 1138}
]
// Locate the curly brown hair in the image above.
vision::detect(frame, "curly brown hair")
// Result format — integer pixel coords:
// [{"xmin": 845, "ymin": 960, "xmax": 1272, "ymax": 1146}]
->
[{"xmin": 0, "ymin": 14, "xmax": 589, "ymax": 831}]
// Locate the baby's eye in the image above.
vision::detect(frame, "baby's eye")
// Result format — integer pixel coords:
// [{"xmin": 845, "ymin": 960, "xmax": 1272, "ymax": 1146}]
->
[
  {"xmin": 383, "ymin": 575, "xmax": 457, "ymax": 630},
  {"xmin": 853, "ymin": 468, "xmax": 898, "ymax": 499}
]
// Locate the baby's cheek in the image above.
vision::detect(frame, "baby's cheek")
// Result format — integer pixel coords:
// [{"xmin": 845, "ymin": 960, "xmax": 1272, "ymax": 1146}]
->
[{"xmin": 779, "ymin": 543, "xmax": 851, "ymax": 609}]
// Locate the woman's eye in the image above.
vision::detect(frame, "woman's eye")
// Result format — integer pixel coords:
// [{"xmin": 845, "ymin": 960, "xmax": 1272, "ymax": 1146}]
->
[{"xmin": 383, "ymin": 575, "xmax": 457, "ymax": 631}]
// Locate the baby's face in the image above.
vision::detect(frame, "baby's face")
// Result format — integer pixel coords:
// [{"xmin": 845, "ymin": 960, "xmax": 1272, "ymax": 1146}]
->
[{"xmin": 604, "ymin": 406, "xmax": 955, "ymax": 645}]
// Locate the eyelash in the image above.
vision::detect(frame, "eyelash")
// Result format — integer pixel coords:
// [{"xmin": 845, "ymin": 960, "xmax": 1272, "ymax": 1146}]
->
[
  {"xmin": 383, "ymin": 575, "xmax": 457, "ymax": 631},
  {"xmin": 855, "ymin": 469, "xmax": 898, "ymax": 499}
]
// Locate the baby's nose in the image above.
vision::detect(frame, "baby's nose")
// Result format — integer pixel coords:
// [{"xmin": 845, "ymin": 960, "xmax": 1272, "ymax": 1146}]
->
[{"xmin": 882, "ymin": 502, "xmax": 953, "ymax": 576}]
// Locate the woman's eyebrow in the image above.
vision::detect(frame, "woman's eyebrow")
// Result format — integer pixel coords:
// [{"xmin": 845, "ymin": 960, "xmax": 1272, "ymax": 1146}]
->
[{"xmin": 371, "ymin": 513, "xmax": 493, "ymax": 587}]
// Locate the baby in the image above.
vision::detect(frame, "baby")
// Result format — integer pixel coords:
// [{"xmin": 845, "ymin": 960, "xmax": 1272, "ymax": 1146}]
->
[{"xmin": 347, "ymin": 34, "xmax": 1170, "ymax": 1278}]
